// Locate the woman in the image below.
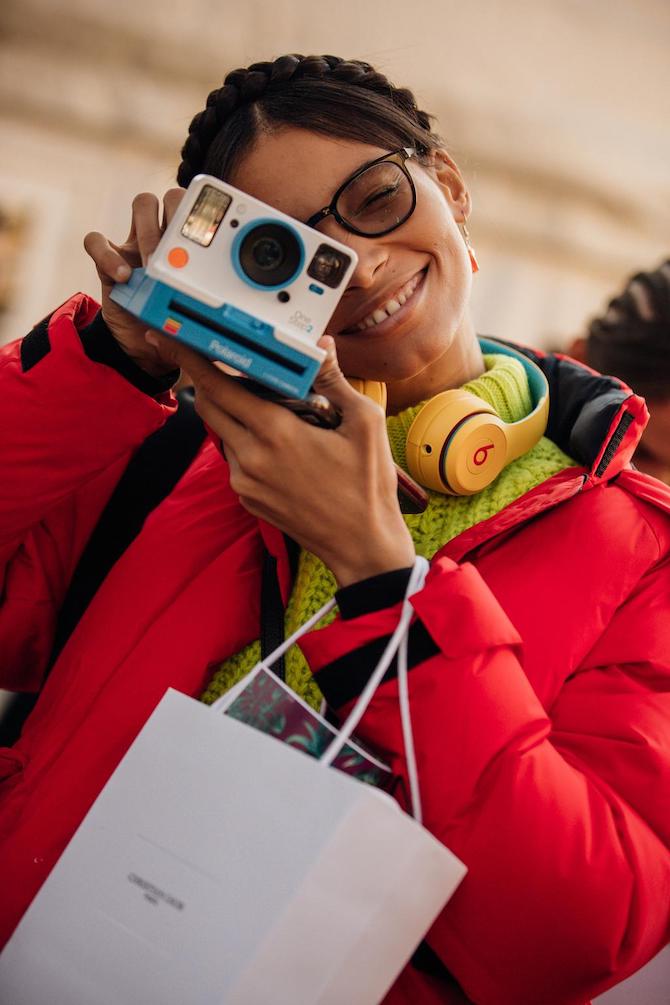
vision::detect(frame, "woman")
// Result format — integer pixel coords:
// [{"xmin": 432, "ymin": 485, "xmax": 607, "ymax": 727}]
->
[
  {"xmin": 1, "ymin": 54, "xmax": 669, "ymax": 1004},
  {"xmin": 569, "ymin": 259, "xmax": 670, "ymax": 485}
]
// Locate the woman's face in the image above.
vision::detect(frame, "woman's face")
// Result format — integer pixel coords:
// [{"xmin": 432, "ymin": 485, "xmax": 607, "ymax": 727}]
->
[{"xmin": 230, "ymin": 128, "xmax": 477, "ymax": 403}]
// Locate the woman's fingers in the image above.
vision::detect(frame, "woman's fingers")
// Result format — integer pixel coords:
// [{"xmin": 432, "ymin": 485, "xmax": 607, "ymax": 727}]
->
[
  {"xmin": 194, "ymin": 389, "xmax": 247, "ymax": 446},
  {"xmin": 83, "ymin": 231, "xmax": 132, "ymax": 286},
  {"xmin": 131, "ymin": 193, "xmax": 162, "ymax": 266},
  {"xmin": 89, "ymin": 188, "xmax": 185, "ymax": 287},
  {"xmin": 162, "ymin": 188, "xmax": 186, "ymax": 229},
  {"xmin": 312, "ymin": 336, "xmax": 359, "ymax": 409},
  {"xmin": 130, "ymin": 189, "xmax": 184, "ymax": 265}
]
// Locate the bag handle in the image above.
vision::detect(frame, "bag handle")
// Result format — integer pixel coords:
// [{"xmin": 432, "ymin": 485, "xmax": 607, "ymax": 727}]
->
[
  {"xmin": 319, "ymin": 557, "xmax": 429, "ymax": 823},
  {"xmin": 211, "ymin": 555, "xmax": 429, "ymax": 823}
]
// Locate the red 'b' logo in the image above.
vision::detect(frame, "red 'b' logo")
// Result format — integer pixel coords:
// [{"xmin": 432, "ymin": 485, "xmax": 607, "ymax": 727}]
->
[{"xmin": 473, "ymin": 443, "xmax": 495, "ymax": 467}]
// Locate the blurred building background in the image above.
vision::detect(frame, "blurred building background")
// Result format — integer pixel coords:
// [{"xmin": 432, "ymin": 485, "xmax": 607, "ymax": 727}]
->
[{"xmin": 0, "ymin": 0, "xmax": 669, "ymax": 350}]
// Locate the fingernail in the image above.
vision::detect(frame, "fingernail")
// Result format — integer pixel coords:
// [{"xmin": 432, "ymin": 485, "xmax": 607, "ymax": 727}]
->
[
  {"xmin": 145, "ymin": 331, "xmax": 158, "ymax": 347},
  {"xmin": 115, "ymin": 264, "xmax": 131, "ymax": 281}
]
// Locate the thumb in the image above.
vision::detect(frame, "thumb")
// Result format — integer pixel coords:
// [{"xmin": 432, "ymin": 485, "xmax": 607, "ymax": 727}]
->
[{"xmin": 312, "ymin": 335, "xmax": 361, "ymax": 409}]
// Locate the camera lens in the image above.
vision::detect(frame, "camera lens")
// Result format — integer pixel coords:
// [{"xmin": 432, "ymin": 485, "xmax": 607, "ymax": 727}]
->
[
  {"xmin": 237, "ymin": 222, "xmax": 303, "ymax": 287},
  {"xmin": 252, "ymin": 237, "xmax": 283, "ymax": 270}
]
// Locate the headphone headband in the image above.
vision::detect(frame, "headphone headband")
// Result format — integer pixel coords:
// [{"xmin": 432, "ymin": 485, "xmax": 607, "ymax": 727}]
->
[{"xmin": 476, "ymin": 338, "xmax": 550, "ymax": 463}]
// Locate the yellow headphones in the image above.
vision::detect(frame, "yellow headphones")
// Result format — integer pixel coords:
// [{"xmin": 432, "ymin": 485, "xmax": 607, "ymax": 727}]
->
[{"xmin": 350, "ymin": 338, "xmax": 550, "ymax": 497}]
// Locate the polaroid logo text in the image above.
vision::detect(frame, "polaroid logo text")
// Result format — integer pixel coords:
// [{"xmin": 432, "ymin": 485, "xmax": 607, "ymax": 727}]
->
[{"xmin": 208, "ymin": 339, "xmax": 253, "ymax": 369}]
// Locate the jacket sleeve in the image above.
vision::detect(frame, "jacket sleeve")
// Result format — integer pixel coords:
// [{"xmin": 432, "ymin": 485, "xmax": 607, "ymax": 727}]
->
[
  {"xmin": 0, "ymin": 295, "xmax": 177, "ymax": 690},
  {"xmin": 299, "ymin": 548, "xmax": 670, "ymax": 1004}
]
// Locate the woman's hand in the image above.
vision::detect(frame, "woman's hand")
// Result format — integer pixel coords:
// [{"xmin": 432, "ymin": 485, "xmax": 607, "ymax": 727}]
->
[
  {"xmin": 83, "ymin": 190, "xmax": 185, "ymax": 378},
  {"xmin": 145, "ymin": 330, "xmax": 416, "ymax": 587}
]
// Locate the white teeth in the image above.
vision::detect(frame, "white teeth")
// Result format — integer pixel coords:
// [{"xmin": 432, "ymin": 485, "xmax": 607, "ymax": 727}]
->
[{"xmin": 355, "ymin": 270, "xmax": 424, "ymax": 330}]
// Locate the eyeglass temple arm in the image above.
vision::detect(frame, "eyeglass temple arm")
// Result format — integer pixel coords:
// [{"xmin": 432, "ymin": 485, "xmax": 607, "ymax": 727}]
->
[{"xmin": 305, "ymin": 206, "xmax": 333, "ymax": 229}]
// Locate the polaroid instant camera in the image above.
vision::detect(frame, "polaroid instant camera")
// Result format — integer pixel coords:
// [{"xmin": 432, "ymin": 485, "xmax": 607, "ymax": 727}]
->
[{"xmin": 110, "ymin": 175, "xmax": 358, "ymax": 399}]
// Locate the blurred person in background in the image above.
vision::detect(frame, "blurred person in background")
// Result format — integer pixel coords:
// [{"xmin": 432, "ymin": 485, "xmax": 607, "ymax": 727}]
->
[
  {"xmin": 569, "ymin": 260, "xmax": 670, "ymax": 484},
  {"xmin": 1, "ymin": 53, "xmax": 669, "ymax": 1005}
]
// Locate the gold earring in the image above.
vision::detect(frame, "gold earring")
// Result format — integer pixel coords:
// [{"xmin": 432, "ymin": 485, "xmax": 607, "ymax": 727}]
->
[{"xmin": 460, "ymin": 221, "xmax": 479, "ymax": 274}]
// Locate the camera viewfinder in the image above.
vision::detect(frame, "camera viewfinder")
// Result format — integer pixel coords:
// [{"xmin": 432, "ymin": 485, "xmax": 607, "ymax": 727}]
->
[{"xmin": 307, "ymin": 245, "xmax": 351, "ymax": 289}]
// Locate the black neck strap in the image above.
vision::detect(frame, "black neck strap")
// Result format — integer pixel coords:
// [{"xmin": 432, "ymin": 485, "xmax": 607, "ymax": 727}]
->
[
  {"xmin": 260, "ymin": 552, "xmax": 287, "ymax": 682},
  {"xmin": 260, "ymin": 536, "xmax": 299, "ymax": 683}
]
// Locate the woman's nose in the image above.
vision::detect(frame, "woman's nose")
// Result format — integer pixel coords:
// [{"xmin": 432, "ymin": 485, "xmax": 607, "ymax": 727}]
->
[
  {"xmin": 349, "ymin": 242, "xmax": 389, "ymax": 289},
  {"xmin": 325, "ymin": 229, "xmax": 388, "ymax": 291}
]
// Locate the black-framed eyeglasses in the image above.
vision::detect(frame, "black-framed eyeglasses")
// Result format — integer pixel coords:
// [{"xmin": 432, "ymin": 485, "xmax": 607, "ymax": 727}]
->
[{"xmin": 305, "ymin": 147, "xmax": 418, "ymax": 238}]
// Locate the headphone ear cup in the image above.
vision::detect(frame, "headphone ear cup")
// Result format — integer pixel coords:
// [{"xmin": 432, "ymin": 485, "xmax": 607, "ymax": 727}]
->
[
  {"xmin": 406, "ymin": 391, "xmax": 509, "ymax": 495},
  {"xmin": 440, "ymin": 414, "xmax": 508, "ymax": 494},
  {"xmin": 347, "ymin": 378, "xmax": 388, "ymax": 412}
]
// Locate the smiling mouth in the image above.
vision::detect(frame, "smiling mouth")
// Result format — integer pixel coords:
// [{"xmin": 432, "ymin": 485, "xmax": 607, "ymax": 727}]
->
[{"xmin": 340, "ymin": 268, "xmax": 428, "ymax": 335}]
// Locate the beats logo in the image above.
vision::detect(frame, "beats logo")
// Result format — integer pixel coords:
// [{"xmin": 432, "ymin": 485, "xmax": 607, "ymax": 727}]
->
[{"xmin": 473, "ymin": 443, "xmax": 495, "ymax": 467}]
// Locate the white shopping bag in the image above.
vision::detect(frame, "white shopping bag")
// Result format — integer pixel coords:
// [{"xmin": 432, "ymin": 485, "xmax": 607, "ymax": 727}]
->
[{"xmin": 0, "ymin": 559, "xmax": 466, "ymax": 1005}]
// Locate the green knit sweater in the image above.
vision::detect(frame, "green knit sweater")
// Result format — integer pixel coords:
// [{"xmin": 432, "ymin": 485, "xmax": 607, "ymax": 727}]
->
[{"xmin": 201, "ymin": 355, "xmax": 576, "ymax": 710}]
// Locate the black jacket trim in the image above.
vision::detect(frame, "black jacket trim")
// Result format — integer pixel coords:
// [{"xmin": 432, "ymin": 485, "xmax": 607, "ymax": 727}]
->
[
  {"xmin": 315, "ymin": 619, "xmax": 439, "ymax": 709},
  {"xmin": 20, "ymin": 315, "xmax": 52, "ymax": 372},
  {"xmin": 595, "ymin": 412, "xmax": 634, "ymax": 478},
  {"xmin": 78, "ymin": 310, "xmax": 179, "ymax": 396},
  {"xmin": 499, "ymin": 340, "xmax": 632, "ymax": 469},
  {"xmin": 336, "ymin": 566, "xmax": 413, "ymax": 620}
]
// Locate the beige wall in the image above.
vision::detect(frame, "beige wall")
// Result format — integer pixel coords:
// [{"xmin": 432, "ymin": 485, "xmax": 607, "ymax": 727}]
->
[{"xmin": 1, "ymin": 0, "xmax": 668, "ymax": 350}]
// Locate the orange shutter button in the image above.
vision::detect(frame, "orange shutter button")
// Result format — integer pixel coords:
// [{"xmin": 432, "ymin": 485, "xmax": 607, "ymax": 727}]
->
[{"xmin": 167, "ymin": 247, "xmax": 189, "ymax": 268}]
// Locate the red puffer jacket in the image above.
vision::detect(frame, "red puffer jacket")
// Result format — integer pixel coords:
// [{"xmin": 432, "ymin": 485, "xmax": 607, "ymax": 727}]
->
[{"xmin": 1, "ymin": 294, "xmax": 669, "ymax": 1005}]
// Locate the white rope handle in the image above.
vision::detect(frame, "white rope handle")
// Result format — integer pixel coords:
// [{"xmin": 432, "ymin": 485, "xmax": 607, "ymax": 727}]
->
[
  {"xmin": 397, "ymin": 616, "xmax": 423, "ymax": 824},
  {"xmin": 320, "ymin": 556, "xmax": 429, "ymax": 823}
]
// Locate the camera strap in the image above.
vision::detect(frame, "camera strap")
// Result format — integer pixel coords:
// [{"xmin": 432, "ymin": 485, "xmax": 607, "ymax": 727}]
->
[
  {"xmin": 0, "ymin": 389, "xmax": 207, "ymax": 748},
  {"xmin": 48, "ymin": 388, "xmax": 208, "ymax": 671},
  {"xmin": 259, "ymin": 534, "xmax": 300, "ymax": 684},
  {"xmin": 260, "ymin": 551, "xmax": 286, "ymax": 683}
]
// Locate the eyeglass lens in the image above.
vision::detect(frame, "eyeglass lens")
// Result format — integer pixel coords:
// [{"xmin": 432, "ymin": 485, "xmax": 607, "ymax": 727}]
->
[{"xmin": 334, "ymin": 161, "xmax": 414, "ymax": 235}]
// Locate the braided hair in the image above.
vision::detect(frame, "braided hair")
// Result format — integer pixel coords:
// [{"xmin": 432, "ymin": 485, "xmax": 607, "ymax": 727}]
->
[
  {"xmin": 177, "ymin": 54, "xmax": 442, "ymax": 188},
  {"xmin": 586, "ymin": 260, "xmax": 670, "ymax": 399}
]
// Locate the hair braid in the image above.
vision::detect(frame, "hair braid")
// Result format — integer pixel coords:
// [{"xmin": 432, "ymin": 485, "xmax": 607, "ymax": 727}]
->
[
  {"xmin": 177, "ymin": 53, "xmax": 440, "ymax": 188},
  {"xmin": 586, "ymin": 260, "xmax": 670, "ymax": 398}
]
